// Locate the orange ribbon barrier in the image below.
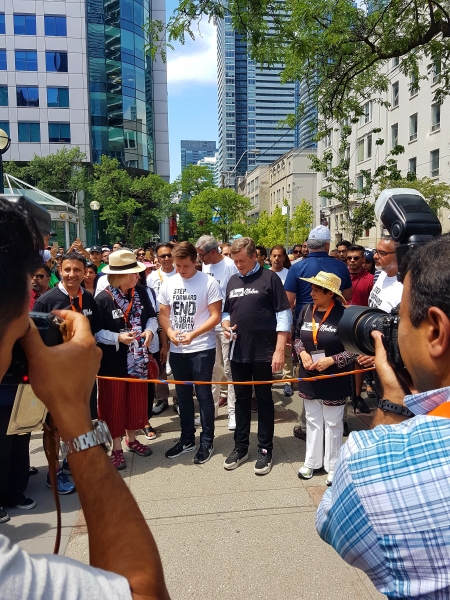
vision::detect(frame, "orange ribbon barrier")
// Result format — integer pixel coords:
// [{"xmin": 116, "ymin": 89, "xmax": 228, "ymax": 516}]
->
[{"xmin": 97, "ymin": 367, "xmax": 375, "ymax": 386}]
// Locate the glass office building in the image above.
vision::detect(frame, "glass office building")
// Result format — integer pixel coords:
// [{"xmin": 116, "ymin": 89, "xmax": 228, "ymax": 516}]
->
[{"xmin": 181, "ymin": 140, "xmax": 217, "ymax": 170}]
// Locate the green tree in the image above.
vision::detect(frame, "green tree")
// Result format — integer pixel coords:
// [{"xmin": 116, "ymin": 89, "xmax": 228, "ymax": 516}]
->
[
  {"xmin": 131, "ymin": 173, "xmax": 176, "ymax": 245},
  {"xmin": 289, "ymin": 200, "xmax": 314, "ymax": 245},
  {"xmin": 174, "ymin": 164, "xmax": 216, "ymax": 241},
  {"xmin": 188, "ymin": 187, "xmax": 251, "ymax": 242},
  {"xmin": 3, "ymin": 159, "xmax": 28, "ymax": 181},
  {"xmin": 310, "ymin": 124, "xmax": 404, "ymax": 243},
  {"xmin": 155, "ymin": 0, "xmax": 450, "ymax": 122},
  {"xmin": 379, "ymin": 175, "xmax": 450, "ymax": 217}
]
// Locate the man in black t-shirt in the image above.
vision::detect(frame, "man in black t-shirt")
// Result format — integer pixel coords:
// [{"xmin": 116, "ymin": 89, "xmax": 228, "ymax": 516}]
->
[{"xmin": 222, "ymin": 237, "xmax": 292, "ymax": 476}]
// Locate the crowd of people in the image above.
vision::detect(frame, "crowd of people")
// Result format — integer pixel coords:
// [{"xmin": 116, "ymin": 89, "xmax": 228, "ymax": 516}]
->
[{"xmin": 3, "ymin": 196, "xmax": 450, "ymax": 598}]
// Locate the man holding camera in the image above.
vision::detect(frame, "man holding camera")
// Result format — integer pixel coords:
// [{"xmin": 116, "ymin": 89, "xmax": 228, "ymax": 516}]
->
[
  {"xmin": 0, "ymin": 199, "xmax": 170, "ymax": 598},
  {"xmin": 317, "ymin": 234, "xmax": 450, "ymax": 598}
]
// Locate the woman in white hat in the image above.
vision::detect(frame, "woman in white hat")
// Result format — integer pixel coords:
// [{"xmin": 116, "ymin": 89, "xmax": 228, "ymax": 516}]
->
[
  {"xmin": 293, "ymin": 271, "xmax": 355, "ymax": 486},
  {"xmin": 95, "ymin": 250, "xmax": 159, "ymax": 470}
]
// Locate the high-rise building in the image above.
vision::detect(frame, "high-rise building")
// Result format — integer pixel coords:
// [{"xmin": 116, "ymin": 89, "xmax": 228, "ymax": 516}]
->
[
  {"xmin": 180, "ymin": 140, "xmax": 217, "ymax": 170},
  {"xmin": 217, "ymin": 12, "xmax": 297, "ymax": 186},
  {"xmin": 0, "ymin": 0, "xmax": 169, "ymax": 179}
]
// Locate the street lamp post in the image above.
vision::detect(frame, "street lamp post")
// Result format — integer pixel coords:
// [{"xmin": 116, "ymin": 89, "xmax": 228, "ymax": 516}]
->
[
  {"xmin": 223, "ymin": 149, "xmax": 260, "ymax": 189},
  {"xmin": 89, "ymin": 200, "xmax": 101, "ymax": 245},
  {"xmin": 0, "ymin": 128, "xmax": 11, "ymax": 194}
]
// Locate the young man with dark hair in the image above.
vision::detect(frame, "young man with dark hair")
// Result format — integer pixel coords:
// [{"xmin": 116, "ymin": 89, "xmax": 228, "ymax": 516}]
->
[
  {"xmin": 29, "ymin": 265, "xmax": 51, "ymax": 310},
  {"xmin": 255, "ymin": 245, "xmax": 269, "ymax": 268},
  {"xmin": 89, "ymin": 246, "xmax": 106, "ymax": 272},
  {"xmin": 158, "ymin": 242, "xmax": 222, "ymax": 464},
  {"xmin": 336, "ymin": 240, "xmax": 351, "ymax": 262},
  {"xmin": 291, "ymin": 241, "xmax": 309, "ymax": 264},
  {"xmin": 317, "ymin": 233, "xmax": 450, "ymax": 597},
  {"xmin": 346, "ymin": 244, "xmax": 374, "ymax": 306}
]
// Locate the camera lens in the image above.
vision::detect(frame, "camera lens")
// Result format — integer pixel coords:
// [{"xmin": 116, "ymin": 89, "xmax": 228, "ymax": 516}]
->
[{"xmin": 337, "ymin": 306, "xmax": 388, "ymax": 355}]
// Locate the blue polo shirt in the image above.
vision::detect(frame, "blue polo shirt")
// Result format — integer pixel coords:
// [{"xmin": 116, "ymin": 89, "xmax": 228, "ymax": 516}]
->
[{"xmin": 284, "ymin": 252, "xmax": 352, "ymax": 317}]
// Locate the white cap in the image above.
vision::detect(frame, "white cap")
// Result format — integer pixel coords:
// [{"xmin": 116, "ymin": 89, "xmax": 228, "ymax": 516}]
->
[{"xmin": 308, "ymin": 225, "xmax": 331, "ymax": 241}]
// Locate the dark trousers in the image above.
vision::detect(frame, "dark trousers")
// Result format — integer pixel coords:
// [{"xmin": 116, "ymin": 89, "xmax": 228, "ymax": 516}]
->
[
  {"xmin": 0, "ymin": 404, "xmax": 30, "ymax": 507},
  {"xmin": 170, "ymin": 348, "xmax": 216, "ymax": 447},
  {"xmin": 90, "ymin": 380, "xmax": 98, "ymax": 420},
  {"xmin": 231, "ymin": 361, "xmax": 274, "ymax": 452}
]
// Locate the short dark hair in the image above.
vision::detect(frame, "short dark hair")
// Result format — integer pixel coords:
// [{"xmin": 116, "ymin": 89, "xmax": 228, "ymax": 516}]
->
[
  {"xmin": 85, "ymin": 261, "xmax": 98, "ymax": 274},
  {"xmin": 36, "ymin": 264, "xmax": 51, "ymax": 277},
  {"xmin": 292, "ymin": 244, "xmax": 302, "ymax": 251},
  {"xmin": 347, "ymin": 244, "xmax": 365, "ymax": 255},
  {"xmin": 61, "ymin": 252, "xmax": 86, "ymax": 268},
  {"xmin": 155, "ymin": 242, "xmax": 174, "ymax": 254},
  {"xmin": 407, "ymin": 234, "xmax": 450, "ymax": 327},
  {"xmin": 172, "ymin": 241, "xmax": 197, "ymax": 262},
  {"xmin": 255, "ymin": 245, "xmax": 267, "ymax": 258},
  {"xmin": 337, "ymin": 240, "xmax": 351, "ymax": 249},
  {"xmin": 0, "ymin": 198, "xmax": 42, "ymax": 337},
  {"xmin": 270, "ymin": 245, "xmax": 286, "ymax": 256}
]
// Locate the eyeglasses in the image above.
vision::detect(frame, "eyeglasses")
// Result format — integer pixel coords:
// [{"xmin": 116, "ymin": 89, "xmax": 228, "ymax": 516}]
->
[
  {"xmin": 293, "ymin": 249, "xmax": 302, "ymax": 254},
  {"xmin": 347, "ymin": 256, "xmax": 363, "ymax": 261},
  {"xmin": 373, "ymin": 250, "xmax": 396, "ymax": 257},
  {"xmin": 198, "ymin": 249, "xmax": 212, "ymax": 260},
  {"xmin": 158, "ymin": 253, "xmax": 172, "ymax": 259},
  {"xmin": 32, "ymin": 273, "xmax": 48, "ymax": 279}
]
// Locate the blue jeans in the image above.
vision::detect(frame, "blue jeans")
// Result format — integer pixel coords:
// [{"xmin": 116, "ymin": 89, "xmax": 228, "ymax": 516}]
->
[{"xmin": 170, "ymin": 348, "xmax": 216, "ymax": 447}]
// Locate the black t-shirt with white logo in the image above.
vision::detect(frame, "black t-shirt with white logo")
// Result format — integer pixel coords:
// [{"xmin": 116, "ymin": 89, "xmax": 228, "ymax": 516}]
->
[
  {"xmin": 224, "ymin": 267, "xmax": 290, "ymax": 363},
  {"xmin": 33, "ymin": 285, "xmax": 100, "ymax": 333}
]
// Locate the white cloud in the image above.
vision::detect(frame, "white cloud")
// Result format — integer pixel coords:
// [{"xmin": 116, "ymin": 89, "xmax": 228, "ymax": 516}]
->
[{"xmin": 167, "ymin": 22, "xmax": 217, "ymax": 86}]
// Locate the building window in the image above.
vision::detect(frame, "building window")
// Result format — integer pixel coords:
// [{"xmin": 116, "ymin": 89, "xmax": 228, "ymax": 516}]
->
[
  {"xmin": 47, "ymin": 87, "xmax": 69, "ymax": 108},
  {"xmin": 356, "ymin": 174, "xmax": 364, "ymax": 193},
  {"xmin": 0, "ymin": 14, "xmax": 5, "ymax": 34},
  {"xmin": 15, "ymin": 51, "xmax": 38, "ymax": 71},
  {"xmin": 0, "ymin": 121, "xmax": 9, "ymax": 136},
  {"xmin": 408, "ymin": 157, "xmax": 417, "ymax": 176},
  {"xmin": 430, "ymin": 149, "xmax": 439, "ymax": 177},
  {"xmin": 324, "ymin": 132, "xmax": 332, "ymax": 148},
  {"xmin": 391, "ymin": 123, "xmax": 399, "ymax": 148},
  {"xmin": 367, "ymin": 134, "xmax": 372, "ymax": 159},
  {"xmin": 357, "ymin": 138, "xmax": 364, "ymax": 162},
  {"xmin": 0, "ymin": 50, "xmax": 5, "ymax": 70},
  {"xmin": 409, "ymin": 113, "xmax": 418, "ymax": 141},
  {"xmin": 0, "ymin": 86, "xmax": 7, "ymax": 107},
  {"xmin": 432, "ymin": 59, "xmax": 441, "ymax": 83},
  {"xmin": 392, "ymin": 56, "xmax": 399, "ymax": 67},
  {"xmin": 410, "ymin": 73, "xmax": 418, "ymax": 97},
  {"xmin": 359, "ymin": 101, "xmax": 372, "ymax": 126},
  {"xmin": 13, "ymin": 14, "xmax": 36, "ymax": 35},
  {"xmin": 18, "ymin": 122, "xmax": 41, "ymax": 143},
  {"xmin": 431, "ymin": 103, "xmax": 441, "ymax": 132},
  {"xmin": 16, "ymin": 86, "xmax": 39, "ymax": 107},
  {"xmin": 44, "ymin": 16, "xmax": 67, "ymax": 36},
  {"xmin": 392, "ymin": 82, "xmax": 399, "ymax": 108},
  {"xmin": 48, "ymin": 122, "xmax": 71, "ymax": 143},
  {"xmin": 45, "ymin": 52, "xmax": 68, "ymax": 73}
]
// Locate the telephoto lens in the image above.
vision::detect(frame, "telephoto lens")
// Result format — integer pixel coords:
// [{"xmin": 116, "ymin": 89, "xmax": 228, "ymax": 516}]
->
[{"xmin": 337, "ymin": 306, "xmax": 388, "ymax": 356}]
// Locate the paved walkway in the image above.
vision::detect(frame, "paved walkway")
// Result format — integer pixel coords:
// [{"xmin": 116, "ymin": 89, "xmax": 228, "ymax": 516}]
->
[{"xmin": 4, "ymin": 384, "xmax": 384, "ymax": 599}]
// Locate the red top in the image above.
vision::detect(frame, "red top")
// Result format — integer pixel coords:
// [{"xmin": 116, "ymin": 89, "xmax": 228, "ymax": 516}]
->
[
  {"xmin": 349, "ymin": 270, "xmax": 374, "ymax": 306},
  {"xmin": 29, "ymin": 289, "xmax": 42, "ymax": 310}
]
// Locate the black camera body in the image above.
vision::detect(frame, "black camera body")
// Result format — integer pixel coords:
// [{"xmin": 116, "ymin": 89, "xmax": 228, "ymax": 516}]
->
[{"xmin": 2, "ymin": 313, "xmax": 63, "ymax": 385}]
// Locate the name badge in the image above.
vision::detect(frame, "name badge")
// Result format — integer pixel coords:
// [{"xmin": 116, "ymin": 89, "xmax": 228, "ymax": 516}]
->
[
  {"xmin": 311, "ymin": 350, "xmax": 325, "ymax": 363},
  {"xmin": 112, "ymin": 309, "xmax": 124, "ymax": 319}
]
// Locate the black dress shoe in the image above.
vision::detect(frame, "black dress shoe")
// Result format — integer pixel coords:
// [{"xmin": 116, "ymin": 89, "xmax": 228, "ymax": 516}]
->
[{"xmin": 351, "ymin": 395, "xmax": 371, "ymax": 414}]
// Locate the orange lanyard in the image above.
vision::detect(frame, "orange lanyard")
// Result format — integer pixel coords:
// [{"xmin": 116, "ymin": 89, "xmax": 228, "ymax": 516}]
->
[
  {"xmin": 108, "ymin": 288, "xmax": 134, "ymax": 326},
  {"xmin": 311, "ymin": 301, "xmax": 334, "ymax": 348},
  {"xmin": 70, "ymin": 288, "xmax": 83, "ymax": 313},
  {"xmin": 428, "ymin": 402, "xmax": 450, "ymax": 418}
]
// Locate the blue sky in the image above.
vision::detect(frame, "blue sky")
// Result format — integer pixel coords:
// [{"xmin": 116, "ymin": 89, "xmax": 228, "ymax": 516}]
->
[{"xmin": 166, "ymin": 1, "xmax": 218, "ymax": 181}]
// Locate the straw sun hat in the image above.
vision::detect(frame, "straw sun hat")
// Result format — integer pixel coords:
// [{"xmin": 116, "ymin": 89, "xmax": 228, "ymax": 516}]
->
[
  {"xmin": 101, "ymin": 249, "xmax": 146, "ymax": 274},
  {"xmin": 299, "ymin": 271, "xmax": 346, "ymax": 304}
]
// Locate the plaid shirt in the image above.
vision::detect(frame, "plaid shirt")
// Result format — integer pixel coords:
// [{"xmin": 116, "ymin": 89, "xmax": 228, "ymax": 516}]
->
[{"xmin": 316, "ymin": 386, "xmax": 450, "ymax": 599}]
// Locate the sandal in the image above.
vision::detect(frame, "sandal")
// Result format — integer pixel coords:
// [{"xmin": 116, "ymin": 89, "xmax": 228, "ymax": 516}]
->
[
  {"xmin": 293, "ymin": 425, "xmax": 306, "ymax": 442},
  {"xmin": 144, "ymin": 425, "xmax": 157, "ymax": 440},
  {"xmin": 111, "ymin": 449, "xmax": 126, "ymax": 470},
  {"xmin": 125, "ymin": 439, "xmax": 153, "ymax": 457},
  {"xmin": 366, "ymin": 387, "xmax": 377, "ymax": 398}
]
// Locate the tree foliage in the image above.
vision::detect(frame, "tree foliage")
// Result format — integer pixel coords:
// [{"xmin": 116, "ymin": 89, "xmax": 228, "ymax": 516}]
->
[
  {"xmin": 310, "ymin": 124, "xmax": 404, "ymax": 242},
  {"xmin": 154, "ymin": 0, "xmax": 450, "ymax": 122},
  {"xmin": 244, "ymin": 201, "xmax": 313, "ymax": 247},
  {"xmin": 173, "ymin": 164, "xmax": 216, "ymax": 241}
]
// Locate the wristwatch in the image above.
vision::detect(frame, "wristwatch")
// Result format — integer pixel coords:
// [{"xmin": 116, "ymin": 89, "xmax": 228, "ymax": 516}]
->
[
  {"xmin": 60, "ymin": 420, "xmax": 113, "ymax": 458},
  {"xmin": 377, "ymin": 399, "xmax": 415, "ymax": 419}
]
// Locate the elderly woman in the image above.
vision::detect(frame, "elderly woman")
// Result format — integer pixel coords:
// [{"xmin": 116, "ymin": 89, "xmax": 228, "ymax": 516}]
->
[
  {"xmin": 95, "ymin": 249, "xmax": 159, "ymax": 469},
  {"xmin": 293, "ymin": 271, "xmax": 355, "ymax": 487}
]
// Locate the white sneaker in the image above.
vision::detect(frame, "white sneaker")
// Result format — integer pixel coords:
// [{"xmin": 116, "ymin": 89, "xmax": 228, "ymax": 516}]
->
[
  {"xmin": 228, "ymin": 413, "xmax": 236, "ymax": 430},
  {"xmin": 298, "ymin": 465, "xmax": 314, "ymax": 480},
  {"xmin": 326, "ymin": 471, "xmax": 334, "ymax": 486},
  {"xmin": 194, "ymin": 416, "xmax": 201, "ymax": 427}
]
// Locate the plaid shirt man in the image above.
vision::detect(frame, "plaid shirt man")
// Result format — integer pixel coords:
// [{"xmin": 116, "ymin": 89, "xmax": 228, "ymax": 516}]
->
[{"xmin": 317, "ymin": 387, "xmax": 450, "ymax": 599}]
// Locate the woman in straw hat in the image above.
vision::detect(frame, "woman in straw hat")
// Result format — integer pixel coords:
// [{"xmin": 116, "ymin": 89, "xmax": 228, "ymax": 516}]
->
[
  {"xmin": 293, "ymin": 271, "xmax": 356, "ymax": 486},
  {"xmin": 95, "ymin": 249, "xmax": 159, "ymax": 470}
]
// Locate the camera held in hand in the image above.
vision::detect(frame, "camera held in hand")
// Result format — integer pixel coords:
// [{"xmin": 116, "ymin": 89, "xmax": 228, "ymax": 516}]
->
[
  {"xmin": 2, "ymin": 312, "xmax": 63, "ymax": 385},
  {"xmin": 337, "ymin": 305, "xmax": 402, "ymax": 370}
]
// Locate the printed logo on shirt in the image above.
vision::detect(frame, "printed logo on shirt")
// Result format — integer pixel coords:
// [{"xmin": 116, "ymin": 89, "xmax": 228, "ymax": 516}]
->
[
  {"xmin": 172, "ymin": 288, "xmax": 197, "ymax": 331},
  {"xmin": 112, "ymin": 309, "xmax": 124, "ymax": 319},
  {"xmin": 369, "ymin": 286, "xmax": 381, "ymax": 307},
  {"xmin": 229, "ymin": 287, "xmax": 259, "ymax": 298},
  {"xmin": 82, "ymin": 309, "xmax": 93, "ymax": 317},
  {"xmin": 301, "ymin": 321, "xmax": 337, "ymax": 333}
]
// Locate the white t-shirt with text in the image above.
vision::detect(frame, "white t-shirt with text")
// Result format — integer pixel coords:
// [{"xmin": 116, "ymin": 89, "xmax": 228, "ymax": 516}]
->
[
  {"xmin": 271, "ymin": 267, "xmax": 289, "ymax": 285},
  {"xmin": 203, "ymin": 256, "xmax": 238, "ymax": 331},
  {"xmin": 368, "ymin": 271, "xmax": 403, "ymax": 313},
  {"xmin": 158, "ymin": 270, "xmax": 222, "ymax": 353},
  {"xmin": 147, "ymin": 267, "xmax": 177, "ymax": 296}
]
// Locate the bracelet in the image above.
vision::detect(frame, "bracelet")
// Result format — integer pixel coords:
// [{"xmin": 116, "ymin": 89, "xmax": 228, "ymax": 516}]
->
[{"xmin": 377, "ymin": 399, "xmax": 415, "ymax": 418}]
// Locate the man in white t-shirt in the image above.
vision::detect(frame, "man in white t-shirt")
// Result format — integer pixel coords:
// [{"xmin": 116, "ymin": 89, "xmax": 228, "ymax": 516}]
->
[
  {"xmin": 146, "ymin": 243, "xmax": 177, "ymax": 415},
  {"xmin": 158, "ymin": 242, "xmax": 222, "ymax": 464},
  {"xmin": 196, "ymin": 235, "xmax": 239, "ymax": 430},
  {"xmin": 368, "ymin": 236, "xmax": 403, "ymax": 313},
  {"xmin": 270, "ymin": 245, "xmax": 294, "ymax": 396}
]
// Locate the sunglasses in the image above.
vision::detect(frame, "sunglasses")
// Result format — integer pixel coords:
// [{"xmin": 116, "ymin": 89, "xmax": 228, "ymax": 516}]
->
[
  {"xmin": 293, "ymin": 249, "xmax": 302, "ymax": 254},
  {"xmin": 158, "ymin": 253, "xmax": 172, "ymax": 259},
  {"xmin": 137, "ymin": 252, "xmax": 145, "ymax": 256},
  {"xmin": 347, "ymin": 256, "xmax": 363, "ymax": 261},
  {"xmin": 32, "ymin": 274, "xmax": 48, "ymax": 279}
]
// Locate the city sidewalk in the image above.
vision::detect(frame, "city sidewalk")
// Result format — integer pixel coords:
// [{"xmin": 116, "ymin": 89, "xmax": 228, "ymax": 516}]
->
[{"xmin": 3, "ymin": 385, "xmax": 384, "ymax": 600}]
